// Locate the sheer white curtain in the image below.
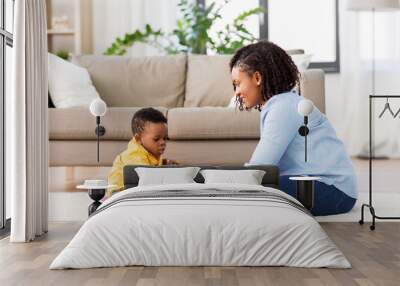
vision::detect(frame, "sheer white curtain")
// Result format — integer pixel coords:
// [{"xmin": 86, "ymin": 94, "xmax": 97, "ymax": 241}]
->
[
  {"xmin": 7, "ymin": 0, "xmax": 48, "ymax": 242},
  {"xmin": 92, "ymin": 0, "xmax": 180, "ymax": 56},
  {"xmin": 335, "ymin": 0, "xmax": 400, "ymax": 157}
]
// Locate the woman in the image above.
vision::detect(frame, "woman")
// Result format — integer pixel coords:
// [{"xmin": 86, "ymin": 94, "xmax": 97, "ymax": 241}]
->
[{"xmin": 230, "ymin": 41, "xmax": 357, "ymax": 216}]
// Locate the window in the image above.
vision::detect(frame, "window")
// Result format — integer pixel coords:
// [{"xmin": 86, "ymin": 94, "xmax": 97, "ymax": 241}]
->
[
  {"xmin": 198, "ymin": 0, "xmax": 340, "ymax": 73},
  {"xmin": 202, "ymin": 0, "xmax": 261, "ymax": 55},
  {"xmin": 262, "ymin": 0, "xmax": 339, "ymax": 73},
  {"xmin": 0, "ymin": 0, "xmax": 14, "ymax": 236},
  {"xmin": 204, "ymin": 0, "xmax": 260, "ymax": 43}
]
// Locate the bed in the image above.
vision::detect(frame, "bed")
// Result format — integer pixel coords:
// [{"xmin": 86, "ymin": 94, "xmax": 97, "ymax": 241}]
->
[{"xmin": 50, "ymin": 165, "xmax": 350, "ymax": 269}]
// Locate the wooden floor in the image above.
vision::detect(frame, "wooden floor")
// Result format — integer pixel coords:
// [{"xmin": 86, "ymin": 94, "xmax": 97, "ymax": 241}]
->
[
  {"xmin": 1, "ymin": 222, "xmax": 400, "ymax": 286},
  {"xmin": 2, "ymin": 158, "xmax": 400, "ymax": 285}
]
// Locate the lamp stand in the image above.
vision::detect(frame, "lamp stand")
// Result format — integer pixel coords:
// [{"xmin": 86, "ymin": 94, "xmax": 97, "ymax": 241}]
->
[
  {"xmin": 95, "ymin": 116, "xmax": 106, "ymax": 163},
  {"xmin": 88, "ymin": 188, "xmax": 106, "ymax": 216},
  {"xmin": 298, "ymin": 116, "xmax": 309, "ymax": 162},
  {"xmin": 294, "ymin": 115, "xmax": 315, "ymax": 211},
  {"xmin": 296, "ymin": 180, "xmax": 315, "ymax": 210}
]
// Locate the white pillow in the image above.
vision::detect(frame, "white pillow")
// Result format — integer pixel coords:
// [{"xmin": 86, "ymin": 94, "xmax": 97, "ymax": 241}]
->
[
  {"xmin": 48, "ymin": 53, "xmax": 100, "ymax": 108},
  {"xmin": 135, "ymin": 167, "xmax": 201, "ymax": 186},
  {"xmin": 290, "ymin": 54, "xmax": 313, "ymax": 71},
  {"xmin": 200, "ymin": 169, "xmax": 266, "ymax": 185},
  {"xmin": 227, "ymin": 96, "xmax": 236, "ymax": 108}
]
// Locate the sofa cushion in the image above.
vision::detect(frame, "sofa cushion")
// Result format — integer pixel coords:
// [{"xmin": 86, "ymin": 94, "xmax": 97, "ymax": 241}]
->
[
  {"xmin": 72, "ymin": 55, "xmax": 186, "ymax": 108},
  {"xmin": 299, "ymin": 69, "xmax": 325, "ymax": 113},
  {"xmin": 168, "ymin": 107, "xmax": 260, "ymax": 140},
  {"xmin": 49, "ymin": 107, "xmax": 168, "ymax": 140},
  {"xmin": 184, "ymin": 54, "xmax": 234, "ymax": 107}
]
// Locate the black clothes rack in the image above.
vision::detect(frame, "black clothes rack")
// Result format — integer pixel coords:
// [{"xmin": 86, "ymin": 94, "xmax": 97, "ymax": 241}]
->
[{"xmin": 359, "ymin": 95, "xmax": 400, "ymax": 230}]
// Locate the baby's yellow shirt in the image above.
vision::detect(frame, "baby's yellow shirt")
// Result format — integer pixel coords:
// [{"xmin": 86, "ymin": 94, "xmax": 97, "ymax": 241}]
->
[{"xmin": 107, "ymin": 138, "xmax": 162, "ymax": 196}]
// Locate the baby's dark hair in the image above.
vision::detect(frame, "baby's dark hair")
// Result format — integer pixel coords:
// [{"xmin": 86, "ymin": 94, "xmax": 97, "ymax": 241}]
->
[
  {"xmin": 230, "ymin": 40, "xmax": 300, "ymax": 111},
  {"xmin": 131, "ymin": 107, "xmax": 167, "ymax": 135}
]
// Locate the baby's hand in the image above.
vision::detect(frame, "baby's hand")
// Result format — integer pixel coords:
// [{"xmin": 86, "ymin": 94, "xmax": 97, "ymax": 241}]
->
[{"xmin": 163, "ymin": 159, "xmax": 179, "ymax": 165}]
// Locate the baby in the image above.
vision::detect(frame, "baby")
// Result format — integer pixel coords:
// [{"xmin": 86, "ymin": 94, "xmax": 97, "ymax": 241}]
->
[{"xmin": 107, "ymin": 107, "xmax": 177, "ymax": 196}]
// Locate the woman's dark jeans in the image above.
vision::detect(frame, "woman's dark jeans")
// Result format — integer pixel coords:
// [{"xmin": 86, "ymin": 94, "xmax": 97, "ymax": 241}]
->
[{"xmin": 279, "ymin": 175, "xmax": 356, "ymax": 216}]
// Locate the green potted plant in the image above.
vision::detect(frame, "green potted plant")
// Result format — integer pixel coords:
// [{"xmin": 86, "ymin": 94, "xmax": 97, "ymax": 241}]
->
[
  {"xmin": 104, "ymin": 0, "xmax": 264, "ymax": 55},
  {"xmin": 55, "ymin": 50, "xmax": 70, "ymax": 61}
]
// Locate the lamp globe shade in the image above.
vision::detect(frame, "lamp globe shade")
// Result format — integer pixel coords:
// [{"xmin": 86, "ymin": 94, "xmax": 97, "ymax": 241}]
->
[
  {"xmin": 297, "ymin": 99, "xmax": 314, "ymax": 116},
  {"xmin": 90, "ymin": 98, "xmax": 107, "ymax": 117}
]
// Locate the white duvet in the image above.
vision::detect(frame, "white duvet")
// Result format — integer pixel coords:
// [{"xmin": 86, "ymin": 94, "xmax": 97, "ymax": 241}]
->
[{"xmin": 50, "ymin": 183, "xmax": 350, "ymax": 269}]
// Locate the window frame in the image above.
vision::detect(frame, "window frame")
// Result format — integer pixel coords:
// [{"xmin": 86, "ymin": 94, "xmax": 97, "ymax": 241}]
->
[
  {"xmin": 260, "ymin": 0, "xmax": 340, "ymax": 73},
  {"xmin": 198, "ymin": 0, "xmax": 340, "ymax": 73},
  {"xmin": 0, "ymin": 0, "xmax": 13, "ymax": 235}
]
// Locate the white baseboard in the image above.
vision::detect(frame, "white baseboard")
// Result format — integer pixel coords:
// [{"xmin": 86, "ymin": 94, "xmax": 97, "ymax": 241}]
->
[{"xmin": 49, "ymin": 192, "xmax": 91, "ymax": 221}]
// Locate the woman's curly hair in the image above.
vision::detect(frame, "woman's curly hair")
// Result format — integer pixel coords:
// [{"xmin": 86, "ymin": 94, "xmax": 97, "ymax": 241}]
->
[{"xmin": 229, "ymin": 41, "xmax": 300, "ymax": 111}]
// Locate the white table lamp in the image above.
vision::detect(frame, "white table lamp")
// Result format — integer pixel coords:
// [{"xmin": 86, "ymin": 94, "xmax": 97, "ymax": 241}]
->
[
  {"xmin": 90, "ymin": 98, "xmax": 107, "ymax": 117},
  {"xmin": 89, "ymin": 98, "xmax": 107, "ymax": 162}
]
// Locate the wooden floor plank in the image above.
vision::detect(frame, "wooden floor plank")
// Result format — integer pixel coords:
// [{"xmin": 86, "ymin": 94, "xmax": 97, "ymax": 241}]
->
[{"xmin": 1, "ymin": 222, "xmax": 400, "ymax": 285}]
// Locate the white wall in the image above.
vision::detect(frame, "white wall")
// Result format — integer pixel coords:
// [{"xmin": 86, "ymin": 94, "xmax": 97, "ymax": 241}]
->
[
  {"xmin": 92, "ymin": 0, "xmax": 179, "ymax": 56},
  {"xmin": 325, "ymin": 1, "xmax": 400, "ymax": 157}
]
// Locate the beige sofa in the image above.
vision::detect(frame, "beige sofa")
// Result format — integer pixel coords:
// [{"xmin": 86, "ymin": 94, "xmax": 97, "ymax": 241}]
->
[{"xmin": 49, "ymin": 54, "xmax": 325, "ymax": 166}]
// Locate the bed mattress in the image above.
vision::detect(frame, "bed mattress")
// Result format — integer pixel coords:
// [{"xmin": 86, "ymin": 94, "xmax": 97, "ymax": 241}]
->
[{"xmin": 50, "ymin": 183, "xmax": 350, "ymax": 269}]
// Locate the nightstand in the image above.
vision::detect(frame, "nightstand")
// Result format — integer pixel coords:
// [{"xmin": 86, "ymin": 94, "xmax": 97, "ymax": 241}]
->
[
  {"xmin": 289, "ymin": 176, "xmax": 321, "ymax": 211},
  {"xmin": 77, "ymin": 181, "xmax": 116, "ymax": 216}
]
